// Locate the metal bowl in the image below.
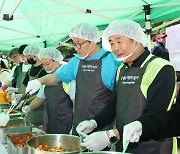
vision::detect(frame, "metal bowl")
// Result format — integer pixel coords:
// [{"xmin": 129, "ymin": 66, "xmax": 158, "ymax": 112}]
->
[
  {"xmin": 27, "ymin": 134, "xmax": 85, "ymax": 154},
  {"xmin": 81, "ymin": 152, "xmax": 130, "ymax": 154}
]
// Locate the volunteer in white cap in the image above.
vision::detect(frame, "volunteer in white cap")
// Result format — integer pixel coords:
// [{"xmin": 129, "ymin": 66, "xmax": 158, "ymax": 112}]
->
[
  {"xmin": 76, "ymin": 20, "xmax": 177, "ymax": 153},
  {"xmin": 22, "ymin": 47, "xmax": 74, "ymax": 133}
]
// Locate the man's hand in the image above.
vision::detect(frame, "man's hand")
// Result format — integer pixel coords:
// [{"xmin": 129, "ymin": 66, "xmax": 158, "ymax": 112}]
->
[
  {"xmin": 22, "ymin": 105, "xmax": 31, "ymax": 114},
  {"xmin": 123, "ymin": 121, "xmax": 142, "ymax": 148},
  {"xmin": 7, "ymin": 87, "xmax": 18, "ymax": 94},
  {"xmin": 76, "ymin": 120, "xmax": 97, "ymax": 137},
  {"xmin": 81, "ymin": 131, "xmax": 110, "ymax": 151},
  {"xmin": 26, "ymin": 79, "xmax": 41, "ymax": 95}
]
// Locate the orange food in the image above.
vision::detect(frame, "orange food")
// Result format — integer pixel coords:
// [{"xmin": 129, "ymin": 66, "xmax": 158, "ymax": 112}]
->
[
  {"xmin": 36, "ymin": 144, "xmax": 68, "ymax": 152},
  {"xmin": 0, "ymin": 91, "xmax": 10, "ymax": 104},
  {"xmin": 8, "ymin": 133, "xmax": 37, "ymax": 147}
]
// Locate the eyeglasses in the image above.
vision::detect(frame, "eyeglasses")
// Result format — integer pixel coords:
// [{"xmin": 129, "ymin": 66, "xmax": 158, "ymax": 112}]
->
[{"xmin": 72, "ymin": 40, "xmax": 89, "ymax": 49}]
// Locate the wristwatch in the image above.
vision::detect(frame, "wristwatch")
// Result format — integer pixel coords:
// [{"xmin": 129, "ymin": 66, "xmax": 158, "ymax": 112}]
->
[{"xmin": 109, "ymin": 129, "xmax": 118, "ymax": 143}]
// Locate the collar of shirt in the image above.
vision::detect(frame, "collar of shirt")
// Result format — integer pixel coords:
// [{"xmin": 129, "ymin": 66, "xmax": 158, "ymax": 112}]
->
[{"xmin": 124, "ymin": 48, "xmax": 150, "ymax": 67}]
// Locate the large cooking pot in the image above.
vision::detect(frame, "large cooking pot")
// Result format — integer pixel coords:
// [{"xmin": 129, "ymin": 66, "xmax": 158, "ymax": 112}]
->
[
  {"xmin": 81, "ymin": 152, "xmax": 130, "ymax": 154},
  {"xmin": 27, "ymin": 134, "xmax": 85, "ymax": 154}
]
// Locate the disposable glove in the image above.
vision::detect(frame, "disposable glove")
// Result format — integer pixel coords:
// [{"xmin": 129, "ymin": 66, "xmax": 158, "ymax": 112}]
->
[
  {"xmin": 76, "ymin": 119, "xmax": 97, "ymax": 137},
  {"xmin": 26, "ymin": 79, "xmax": 41, "ymax": 95},
  {"xmin": 22, "ymin": 105, "xmax": 31, "ymax": 114},
  {"xmin": 0, "ymin": 113, "xmax": 10, "ymax": 126},
  {"xmin": 11, "ymin": 99, "xmax": 18, "ymax": 106},
  {"xmin": 15, "ymin": 94, "xmax": 23, "ymax": 102},
  {"xmin": 123, "ymin": 121, "xmax": 142, "ymax": 148},
  {"xmin": 81, "ymin": 131, "xmax": 110, "ymax": 151},
  {"xmin": 7, "ymin": 87, "xmax": 18, "ymax": 94}
]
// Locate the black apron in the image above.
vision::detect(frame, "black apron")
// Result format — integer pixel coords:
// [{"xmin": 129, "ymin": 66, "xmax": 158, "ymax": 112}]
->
[
  {"xmin": 16, "ymin": 64, "xmax": 27, "ymax": 88},
  {"xmin": 26, "ymin": 67, "xmax": 45, "ymax": 127},
  {"xmin": 44, "ymin": 82, "xmax": 73, "ymax": 134},
  {"xmin": 116, "ymin": 56, "xmax": 172, "ymax": 154},
  {"xmin": 72, "ymin": 52, "xmax": 114, "ymax": 135}
]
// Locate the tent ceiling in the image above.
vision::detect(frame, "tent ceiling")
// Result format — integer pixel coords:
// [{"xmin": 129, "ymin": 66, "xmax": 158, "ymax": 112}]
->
[{"xmin": 0, "ymin": 0, "xmax": 180, "ymax": 52}]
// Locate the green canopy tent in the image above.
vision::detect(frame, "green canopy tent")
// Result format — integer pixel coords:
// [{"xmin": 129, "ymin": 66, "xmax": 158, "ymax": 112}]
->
[{"xmin": 0, "ymin": 0, "xmax": 180, "ymax": 52}]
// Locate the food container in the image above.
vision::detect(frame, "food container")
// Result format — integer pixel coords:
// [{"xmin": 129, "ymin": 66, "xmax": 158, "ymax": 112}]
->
[
  {"xmin": 7, "ymin": 131, "xmax": 45, "ymax": 154},
  {"xmin": 0, "ymin": 117, "xmax": 32, "ymax": 144},
  {"xmin": 0, "ymin": 109, "xmax": 26, "ymax": 118},
  {"xmin": 81, "ymin": 152, "xmax": 130, "ymax": 154},
  {"xmin": 27, "ymin": 134, "xmax": 85, "ymax": 154},
  {"xmin": 0, "ymin": 103, "xmax": 9, "ymax": 110}
]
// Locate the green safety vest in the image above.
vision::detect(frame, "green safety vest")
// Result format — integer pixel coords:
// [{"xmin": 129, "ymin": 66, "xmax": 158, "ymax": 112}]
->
[{"xmin": 116, "ymin": 54, "xmax": 177, "ymax": 154}]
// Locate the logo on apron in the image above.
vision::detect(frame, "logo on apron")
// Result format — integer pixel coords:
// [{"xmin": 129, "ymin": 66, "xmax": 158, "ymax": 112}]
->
[{"xmin": 120, "ymin": 75, "xmax": 139, "ymax": 84}]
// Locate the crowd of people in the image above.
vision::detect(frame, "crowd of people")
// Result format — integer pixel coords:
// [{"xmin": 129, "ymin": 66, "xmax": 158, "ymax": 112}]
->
[{"xmin": 0, "ymin": 19, "xmax": 179, "ymax": 154}]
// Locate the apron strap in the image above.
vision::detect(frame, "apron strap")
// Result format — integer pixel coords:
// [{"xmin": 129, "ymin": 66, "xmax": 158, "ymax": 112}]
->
[
  {"xmin": 100, "ymin": 51, "xmax": 111, "ymax": 59},
  {"xmin": 141, "ymin": 55, "xmax": 157, "ymax": 73}
]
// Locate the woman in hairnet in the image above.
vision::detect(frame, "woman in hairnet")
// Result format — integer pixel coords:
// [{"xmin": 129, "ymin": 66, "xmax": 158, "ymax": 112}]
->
[
  {"xmin": 25, "ymin": 23, "xmax": 120, "ymax": 135},
  {"xmin": 76, "ymin": 20, "xmax": 177, "ymax": 153},
  {"xmin": 22, "ymin": 48, "xmax": 74, "ymax": 134},
  {"xmin": 18, "ymin": 44, "xmax": 47, "ymax": 127}
]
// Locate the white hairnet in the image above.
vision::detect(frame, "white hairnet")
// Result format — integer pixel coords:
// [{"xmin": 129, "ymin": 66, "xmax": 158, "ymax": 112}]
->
[
  {"xmin": 69, "ymin": 23, "xmax": 100, "ymax": 43},
  {"xmin": 23, "ymin": 45, "xmax": 42, "ymax": 56},
  {"xmin": 103, "ymin": 20, "xmax": 148, "ymax": 47},
  {"xmin": 38, "ymin": 48, "xmax": 63, "ymax": 62}
]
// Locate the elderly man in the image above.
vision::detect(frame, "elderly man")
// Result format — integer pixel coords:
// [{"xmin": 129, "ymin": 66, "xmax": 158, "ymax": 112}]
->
[{"xmin": 76, "ymin": 20, "xmax": 176, "ymax": 154}]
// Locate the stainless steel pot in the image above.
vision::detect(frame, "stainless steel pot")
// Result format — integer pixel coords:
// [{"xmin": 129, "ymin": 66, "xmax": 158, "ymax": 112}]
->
[
  {"xmin": 81, "ymin": 152, "xmax": 130, "ymax": 154},
  {"xmin": 27, "ymin": 134, "xmax": 85, "ymax": 154},
  {"xmin": 81, "ymin": 152, "xmax": 121, "ymax": 154}
]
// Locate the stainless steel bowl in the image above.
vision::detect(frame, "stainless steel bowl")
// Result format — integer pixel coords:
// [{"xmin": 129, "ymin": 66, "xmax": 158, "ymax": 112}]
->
[
  {"xmin": 81, "ymin": 152, "xmax": 130, "ymax": 154},
  {"xmin": 27, "ymin": 134, "xmax": 85, "ymax": 154}
]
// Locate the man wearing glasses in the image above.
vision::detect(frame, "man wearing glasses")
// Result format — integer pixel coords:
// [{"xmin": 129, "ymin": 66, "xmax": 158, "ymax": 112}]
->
[{"xmin": 25, "ymin": 23, "xmax": 121, "ymax": 135}]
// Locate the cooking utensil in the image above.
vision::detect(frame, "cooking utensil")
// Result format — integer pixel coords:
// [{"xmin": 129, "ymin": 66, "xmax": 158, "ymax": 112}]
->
[
  {"xmin": 122, "ymin": 141, "xmax": 129, "ymax": 154},
  {"xmin": 27, "ymin": 134, "xmax": 86, "ymax": 154},
  {"xmin": 16, "ymin": 91, "xmax": 31, "ymax": 109}
]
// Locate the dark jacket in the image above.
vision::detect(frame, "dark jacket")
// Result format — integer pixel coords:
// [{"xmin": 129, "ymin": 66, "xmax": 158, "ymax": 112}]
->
[
  {"xmin": 138, "ymin": 91, "xmax": 180, "ymax": 141},
  {"xmin": 151, "ymin": 42, "xmax": 169, "ymax": 61}
]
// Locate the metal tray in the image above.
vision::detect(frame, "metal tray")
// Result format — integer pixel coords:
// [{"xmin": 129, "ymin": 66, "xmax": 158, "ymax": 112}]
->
[
  {"xmin": 0, "ymin": 109, "xmax": 26, "ymax": 118},
  {"xmin": 7, "ymin": 131, "xmax": 44, "ymax": 154},
  {"xmin": 0, "ymin": 117, "xmax": 32, "ymax": 144},
  {"xmin": 0, "ymin": 103, "xmax": 9, "ymax": 109}
]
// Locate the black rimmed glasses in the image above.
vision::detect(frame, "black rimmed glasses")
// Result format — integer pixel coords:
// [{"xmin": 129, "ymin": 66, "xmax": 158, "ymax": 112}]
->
[{"xmin": 72, "ymin": 40, "xmax": 89, "ymax": 49}]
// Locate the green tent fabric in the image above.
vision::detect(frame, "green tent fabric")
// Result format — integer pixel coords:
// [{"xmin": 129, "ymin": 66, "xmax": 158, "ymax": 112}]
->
[{"xmin": 0, "ymin": 0, "xmax": 180, "ymax": 52}]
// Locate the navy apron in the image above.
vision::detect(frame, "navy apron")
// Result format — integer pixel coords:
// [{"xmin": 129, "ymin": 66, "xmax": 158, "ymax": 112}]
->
[
  {"xmin": 72, "ymin": 52, "xmax": 114, "ymax": 135},
  {"xmin": 44, "ymin": 82, "xmax": 73, "ymax": 134}
]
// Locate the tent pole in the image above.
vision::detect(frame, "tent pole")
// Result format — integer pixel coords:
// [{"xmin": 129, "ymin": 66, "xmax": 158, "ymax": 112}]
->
[
  {"xmin": 9, "ymin": 0, "xmax": 22, "ymax": 18},
  {"xmin": 127, "ymin": 10, "xmax": 143, "ymax": 19},
  {"xmin": 144, "ymin": 5, "xmax": 151, "ymax": 50},
  {"xmin": 151, "ymin": 2, "xmax": 180, "ymax": 8},
  {"xmin": 152, "ymin": 17, "xmax": 180, "ymax": 32},
  {"xmin": 0, "ymin": 0, "xmax": 5, "ymax": 13},
  {"xmin": 44, "ymin": 41, "xmax": 47, "ymax": 48},
  {"xmin": 0, "ymin": 26, "xmax": 37, "ymax": 37},
  {"xmin": 53, "ymin": 0, "xmax": 115, "ymax": 21}
]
